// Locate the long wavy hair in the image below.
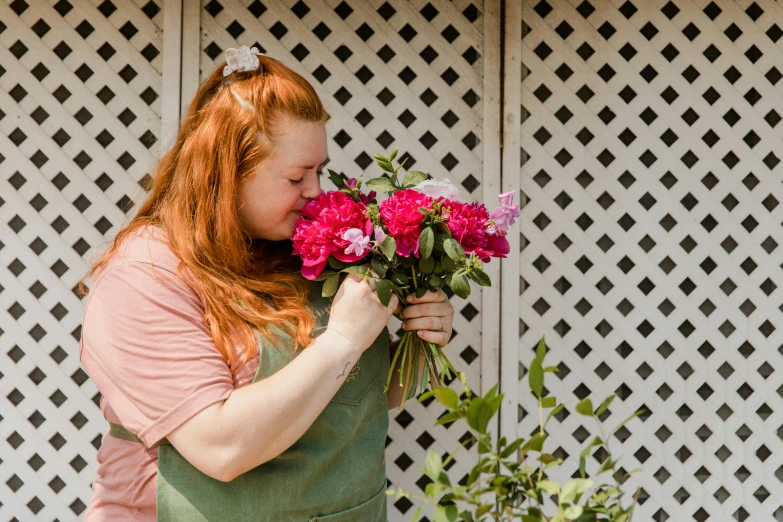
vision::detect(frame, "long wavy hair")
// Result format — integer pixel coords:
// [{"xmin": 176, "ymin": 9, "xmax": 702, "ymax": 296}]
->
[{"xmin": 80, "ymin": 55, "xmax": 330, "ymax": 372}]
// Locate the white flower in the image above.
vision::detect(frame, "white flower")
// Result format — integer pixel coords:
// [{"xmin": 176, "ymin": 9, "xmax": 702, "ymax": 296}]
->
[
  {"xmin": 412, "ymin": 178, "xmax": 462, "ymax": 201},
  {"xmin": 342, "ymin": 228, "xmax": 371, "ymax": 257},
  {"xmin": 223, "ymin": 46, "xmax": 264, "ymax": 77}
]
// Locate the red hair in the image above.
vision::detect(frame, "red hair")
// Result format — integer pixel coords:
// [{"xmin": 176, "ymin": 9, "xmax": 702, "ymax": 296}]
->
[{"xmin": 80, "ymin": 55, "xmax": 330, "ymax": 372}]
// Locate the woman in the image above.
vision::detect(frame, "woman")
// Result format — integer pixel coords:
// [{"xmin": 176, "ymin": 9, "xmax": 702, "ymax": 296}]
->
[{"xmin": 79, "ymin": 48, "xmax": 455, "ymax": 520}]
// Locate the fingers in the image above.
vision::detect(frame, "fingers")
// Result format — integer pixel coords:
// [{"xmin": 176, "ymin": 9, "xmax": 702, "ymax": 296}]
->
[
  {"xmin": 407, "ymin": 289, "xmax": 448, "ymax": 304},
  {"xmin": 412, "ymin": 329, "xmax": 450, "ymax": 347},
  {"xmin": 399, "ymin": 301, "xmax": 454, "ymax": 320},
  {"xmin": 401, "ymin": 316, "xmax": 445, "ymax": 332}
]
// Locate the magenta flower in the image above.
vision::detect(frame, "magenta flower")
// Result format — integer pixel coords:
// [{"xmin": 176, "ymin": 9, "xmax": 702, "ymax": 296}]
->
[
  {"xmin": 292, "ymin": 191, "xmax": 372, "ymax": 279},
  {"xmin": 379, "ymin": 189, "xmax": 433, "ymax": 257},
  {"xmin": 442, "ymin": 200, "xmax": 491, "ymax": 252}
]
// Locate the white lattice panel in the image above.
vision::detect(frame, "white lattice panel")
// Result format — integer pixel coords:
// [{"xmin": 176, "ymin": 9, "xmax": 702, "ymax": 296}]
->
[
  {"xmin": 520, "ymin": 0, "xmax": 783, "ymax": 520},
  {"xmin": 195, "ymin": 1, "xmax": 487, "ymax": 518},
  {"xmin": 0, "ymin": 0, "xmax": 164, "ymax": 519}
]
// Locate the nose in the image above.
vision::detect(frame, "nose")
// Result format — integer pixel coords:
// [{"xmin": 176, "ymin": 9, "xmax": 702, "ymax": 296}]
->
[{"xmin": 302, "ymin": 174, "xmax": 322, "ymax": 199}]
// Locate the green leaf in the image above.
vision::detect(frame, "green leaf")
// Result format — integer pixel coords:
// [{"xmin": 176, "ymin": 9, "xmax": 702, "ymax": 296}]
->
[
  {"xmin": 342, "ymin": 266, "xmax": 372, "ymax": 277},
  {"xmin": 575, "ymin": 398, "xmax": 594, "ymax": 416},
  {"xmin": 540, "ymin": 397, "xmax": 557, "ymax": 408},
  {"xmin": 328, "ymin": 257, "xmax": 347, "ymax": 270},
  {"xmin": 465, "ymin": 398, "xmax": 495, "ymax": 433},
  {"xmin": 443, "ymin": 239, "xmax": 465, "ymax": 263},
  {"xmin": 434, "ymin": 411, "xmax": 461, "ymax": 426},
  {"xmin": 536, "ymin": 479, "xmax": 560, "ymax": 495},
  {"xmin": 545, "ymin": 404, "xmax": 564, "ymax": 425},
  {"xmin": 370, "ymin": 257, "xmax": 387, "ymax": 279},
  {"xmin": 402, "ymin": 170, "xmax": 429, "ymax": 188},
  {"xmin": 433, "ymin": 505, "xmax": 458, "ymax": 522},
  {"xmin": 433, "ymin": 386, "xmax": 459, "ymax": 409},
  {"xmin": 595, "ymin": 394, "xmax": 617, "ymax": 417},
  {"xmin": 389, "ymin": 147, "xmax": 398, "ymax": 161},
  {"xmin": 560, "ymin": 478, "xmax": 593, "ymax": 504},
  {"xmin": 528, "ymin": 359, "xmax": 543, "ymax": 398},
  {"xmin": 521, "ymin": 432, "xmax": 546, "ymax": 453},
  {"xmin": 326, "ymin": 169, "xmax": 346, "ymax": 188},
  {"xmin": 425, "ymin": 451, "xmax": 442, "ymax": 479},
  {"xmin": 419, "ymin": 255, "xmax": 435, "ymax": 274},
  {"xmin": 612, "ymin": 409, "xmax": 644, "ymax": 434},
  {"xmin": 450, "ymin": 272, "xmax": 471, "ymax": 299},
  {"xmin": 535, "ymin": 336, "xmax": 547, "ymax": 363},
  {"xmin": 312, "ymin": 271, "xmax": 337, "ymax": 281},
  {"xmin": 500, "ymin": 438, "xmax": 524, "ymax": 458},
  {"xmin": 379, "ymin": 236, "xmax": 396, "ymax": 261},
  {"xmin": 416, "ymin": 285, "xmax": 428, "ymax": 298},
  {"xmin": 564, "ymin": 505, "xmax": 584, "ymax": 520},
  {"xmin": 322, "ymin": 274, "xmax": 340, "ymax": 297},
  {"xmin": 419, "ymin": 227, "xmax": 434, "ymax": 259},
  {"xmin": 366, "ymin": 177, "xmax": 397, "ymax": 192},
  {"xmin": 372, "ymin": 155, "xmax": 395, "ymax": 173},
  {"xmin": 597, "ymin": 456, "xmax": 614, "ymax": 473},
  {"xmin": 543, "ymin": 366, "xmax": 559, "ymax": 373},
  {"xmin": 468, "ymin": 269, "xmax": 491, "ymax": 287},
  {"xmin": 375, "ymin": 278, "xmax": 391, "ymax": 307}
]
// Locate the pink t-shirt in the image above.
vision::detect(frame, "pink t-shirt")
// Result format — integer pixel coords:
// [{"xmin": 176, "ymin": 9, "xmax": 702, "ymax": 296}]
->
[{"xmin": 80, "ymin": 225, "xmax": 259, "ymax": 520}]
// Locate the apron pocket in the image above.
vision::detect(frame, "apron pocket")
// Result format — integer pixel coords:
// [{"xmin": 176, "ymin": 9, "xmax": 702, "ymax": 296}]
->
[
  {"xmin": 308, "ymin": 482, "xmax": 386, "ymax": 522},
  {"xmin": 330, "ymin": 339, "xmax": 381, "ymax": 406}
]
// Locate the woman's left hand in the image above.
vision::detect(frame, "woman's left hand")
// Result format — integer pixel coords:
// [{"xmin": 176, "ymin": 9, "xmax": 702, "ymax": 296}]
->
[{"xmin": 395, "ymin": 289, "xmax": 454, "ymax": 347}]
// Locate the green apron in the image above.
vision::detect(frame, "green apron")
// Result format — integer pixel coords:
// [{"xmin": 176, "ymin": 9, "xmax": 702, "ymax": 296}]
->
[{"xmin": 110, "ymin": 280, "xmax": 391, "ymax": 521}]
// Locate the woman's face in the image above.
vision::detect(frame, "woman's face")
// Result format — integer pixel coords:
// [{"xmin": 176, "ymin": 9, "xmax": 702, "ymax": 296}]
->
[{"xmin": 237, "ymin": 117, "xmax": 328, "ymax": 240}]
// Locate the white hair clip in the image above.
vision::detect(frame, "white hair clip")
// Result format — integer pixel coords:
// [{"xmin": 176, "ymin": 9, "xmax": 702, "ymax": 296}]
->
[{"xmin": 223, "ymin": 45, "xmax": 264, "ymax": 77}]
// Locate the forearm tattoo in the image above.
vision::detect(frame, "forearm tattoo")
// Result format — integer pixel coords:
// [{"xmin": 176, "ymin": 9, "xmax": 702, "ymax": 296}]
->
[{"xmin": 337, "ymin": 362, "xmax": 350, "ymax": 380}]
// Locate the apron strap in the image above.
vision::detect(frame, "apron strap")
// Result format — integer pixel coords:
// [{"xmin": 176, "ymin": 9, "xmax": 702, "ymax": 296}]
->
[{"xmin": 109, "ymin": 422, "xmax": 171, "ymax": 447}]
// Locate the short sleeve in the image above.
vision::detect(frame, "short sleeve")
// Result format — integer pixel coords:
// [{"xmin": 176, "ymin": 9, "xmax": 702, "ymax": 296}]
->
[{"xmin": 80, "ymin": 261, "xmax": 235, "ymax": 447}]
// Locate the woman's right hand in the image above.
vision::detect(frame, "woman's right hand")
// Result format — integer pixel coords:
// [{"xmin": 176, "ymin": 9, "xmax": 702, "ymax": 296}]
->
[{"xmin": 326, "ymin": 273, "xmax": 399, "ymax": 354}]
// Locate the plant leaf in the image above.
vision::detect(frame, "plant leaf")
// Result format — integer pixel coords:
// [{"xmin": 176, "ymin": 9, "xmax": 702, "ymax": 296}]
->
[
  {"xmin": 374, "ymin": 278, "xmax": 391, "ymax": 307},
  {"xmin": 433, "ymin": 505, "xmax": 458, "ymax": 522},
  {"xmin": 433, "ymin": 386, "xmax": 459, "ymax": 409},
  {"xmin": 425, "ymin": 451, "xmax": 443, "ymax": 479},
  {"xmin": 322, "ymin": 274, "xmax": 340, "ymax": 297},
  {"xmin": 342, "ymin": 266, "xmax": 372, "ymax": 277},
  {"xmin": 443, "ymin": 239, "xmax": 465, "ymax": 263},
  {"xmin": 402, "ymin": 170, "xmax": 429, "ymax": 187},
  {"xmin": 529, "ymin": 359, "xmax": 543, "ymax": 398},
  {"xmin": 575, "ymin": 398, "xmax": 594, "ymax": 417},
  {"xmin": 468, "ymin": 269, "xmax": 491, "ymax": 287},
  {"xmin": 370, "ymin": 257, "xmax": 387, "ymax": 279},
  {"xmin": 379, "ymin": 236, "xmax": 396, "ymax": 261},
  {"xmin": 540, "ymin": 397, "xmax": 556, "ymax": 408},
  {"xmin": 419, "ymin": 227, "xmax": 434, "ymax": 259},
  {"xmin": 366, "ymin": 176, "xmax": 397, "ymax": 192},
  {"xmin": 450, "ymin": 272, "xmax": 471, "ymax": 299},
  {"xmin": 595, "ymin": 394, "xmax": 617, "ymax": 417}
]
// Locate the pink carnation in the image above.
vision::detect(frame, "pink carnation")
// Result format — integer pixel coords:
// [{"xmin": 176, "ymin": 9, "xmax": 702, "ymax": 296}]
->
[
  {"xmin": 292, "ymin": 191, "xmax": 372, "ymax": 279},
  {"xmin": 379, "ymin": 189, "xmax": 433, "ymax": 257}
]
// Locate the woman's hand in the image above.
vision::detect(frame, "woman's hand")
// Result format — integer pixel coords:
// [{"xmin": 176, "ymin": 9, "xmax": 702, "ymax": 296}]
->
[{"xmin": 398, "ymin": 289, "xmax": 454, "ymax": 347}]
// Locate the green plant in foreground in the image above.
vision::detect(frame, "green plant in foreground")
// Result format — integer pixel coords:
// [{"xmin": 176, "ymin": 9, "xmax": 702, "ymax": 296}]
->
[{"xmin": 387, "ymin": 337, "xmax": 644, "ymax": 522}]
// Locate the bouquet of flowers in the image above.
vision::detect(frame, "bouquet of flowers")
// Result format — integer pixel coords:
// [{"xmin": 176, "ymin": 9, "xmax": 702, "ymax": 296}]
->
[{"xmin": 291, "ymin": 149, "xmax": 519, "ymax": 410}]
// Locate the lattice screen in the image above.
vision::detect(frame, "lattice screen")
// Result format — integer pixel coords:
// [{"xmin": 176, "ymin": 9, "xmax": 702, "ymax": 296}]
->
[
  {"xmin": 519, "ymin": 0, "xmax": 783, "ymax": 520},
  {"xmin": 0, "ymin": 0, "xmax": 489, "ymax": 520},
  {"xmin": 0, "ymin": 0, "xmax": 164, "ymax": 519}
]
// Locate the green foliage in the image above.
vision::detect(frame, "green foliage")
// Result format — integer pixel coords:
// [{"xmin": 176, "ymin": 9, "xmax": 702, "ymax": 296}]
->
[{"xmin": 388, "ymin": 337, "xmax": 644, "ymax": 521}]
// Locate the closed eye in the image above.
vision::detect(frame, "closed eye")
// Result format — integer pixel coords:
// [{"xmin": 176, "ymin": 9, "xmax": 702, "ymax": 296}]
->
[{"xmin": 289, "ymin": 170, "xmax": 324, "ymax": 185}]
